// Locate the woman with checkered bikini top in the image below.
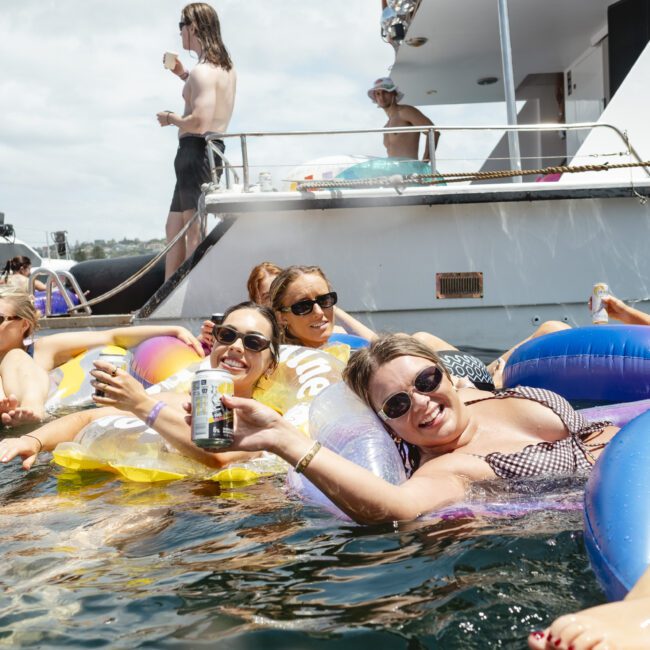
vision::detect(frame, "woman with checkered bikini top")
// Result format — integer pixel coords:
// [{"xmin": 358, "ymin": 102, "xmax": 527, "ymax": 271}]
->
[{"xmin": 215, "ymin": 334, "xmax": 621, "ymax": 524}]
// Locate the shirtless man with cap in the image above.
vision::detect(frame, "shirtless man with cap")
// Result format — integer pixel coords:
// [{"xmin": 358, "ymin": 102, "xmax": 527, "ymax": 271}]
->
[{"xmin": 368, "ymin": 77, "xmax": 439, "ymax": 161}]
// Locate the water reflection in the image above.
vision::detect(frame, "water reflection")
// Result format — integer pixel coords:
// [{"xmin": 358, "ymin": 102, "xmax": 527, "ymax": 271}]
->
[{"xmin": 0, "ymin": 456, "xmax": 602, "ymax": 648}]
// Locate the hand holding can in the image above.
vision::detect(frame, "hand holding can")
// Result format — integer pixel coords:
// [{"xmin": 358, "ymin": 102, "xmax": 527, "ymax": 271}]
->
[{"xmin": 591, "ymin": 282, "xmax": 609, "ymax": 324}]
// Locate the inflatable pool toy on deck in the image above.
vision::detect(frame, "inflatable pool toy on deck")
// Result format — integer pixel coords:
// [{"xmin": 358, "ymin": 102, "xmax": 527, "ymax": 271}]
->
[
  {"xmin": 503, "ymin": 325, "xmax": 650, "ymax": 402},
  {"xmin": 584, "ymin": 409, "xmax": 650, "ymax": 601}
]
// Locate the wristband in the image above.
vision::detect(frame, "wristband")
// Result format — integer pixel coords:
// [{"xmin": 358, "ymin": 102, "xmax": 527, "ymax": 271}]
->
[
  {"xmin": 180, "ymin": 70, "xmax": 189, "ymax": 81},
  {"xmin": 145, "ymin": 401, "xmax": 165, "ymax": 428},
  {"xmin": 22, "ymin": 434, "xmax": 43, "ymax": 454},
  {"xmin": 166, "ymin": 111, "xmax": 172, "ymax": 125},
  {"xmin": 295, "ymin": 441, "xmax": 322, "ymax": 474}
]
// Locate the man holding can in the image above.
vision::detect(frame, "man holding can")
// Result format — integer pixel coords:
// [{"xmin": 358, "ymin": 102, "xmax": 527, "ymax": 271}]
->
[{"xmin": 157, "ymin": 3, "xmax": 237, "ymax": 280}]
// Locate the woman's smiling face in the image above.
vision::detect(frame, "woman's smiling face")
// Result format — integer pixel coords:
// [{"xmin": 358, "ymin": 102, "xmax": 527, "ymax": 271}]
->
[
  {"xmin": 209, "ymin": 308, "xmax": 274, "ymax": 397},
  {"xmin": 277, "ymin": 273, "xmax": 335, "ymax": 348},
  {"xmin": 368, "ymin": 355, "xmax": 467, "ymax": 453}
]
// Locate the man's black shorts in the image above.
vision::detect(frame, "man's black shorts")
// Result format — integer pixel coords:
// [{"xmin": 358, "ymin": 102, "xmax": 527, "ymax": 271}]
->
[{"xmin": 169, "ymin": 136, "xmax": 225, "ymax": 212}]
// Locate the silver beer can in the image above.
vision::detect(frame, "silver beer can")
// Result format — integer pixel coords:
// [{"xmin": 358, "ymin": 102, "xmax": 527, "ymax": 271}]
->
[
  {"xmin": 191, "ymin": 368, "xmax": 235, "ymax": 449},
  {"xmin": 95, "ymin": 350, "xmax": 129, "ymax": 397},
  {"xmin": 592, "ymin": 282, "xmax": 609, "ymax": 324}
]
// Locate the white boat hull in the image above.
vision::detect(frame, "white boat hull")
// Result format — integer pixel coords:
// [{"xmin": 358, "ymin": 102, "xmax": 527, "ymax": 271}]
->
[{"xmin": 140, "ymin": 181, "xmax": 650, "ymax": 351}]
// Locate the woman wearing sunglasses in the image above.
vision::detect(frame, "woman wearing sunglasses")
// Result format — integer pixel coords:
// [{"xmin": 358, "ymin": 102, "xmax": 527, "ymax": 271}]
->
[
  {"xmin": 217, "ymin": 333, "xmax": 619, "ymax": 524},
  {"xmin": 0, "ymin": 302, "xmax": 280, "ymax": 471},
  {"xmin": 270, "ymin": 265, "xmax": 376, "ymax": 349},
  {"xmin": 0, "ymin": 287, "xmax": 204, "ymax": 426}
]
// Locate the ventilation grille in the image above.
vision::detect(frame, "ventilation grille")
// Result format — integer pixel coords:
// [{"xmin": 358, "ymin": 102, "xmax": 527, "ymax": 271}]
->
[{"xmin": 436, "ymin": 272, "xmax": 483, "ymax": 299}]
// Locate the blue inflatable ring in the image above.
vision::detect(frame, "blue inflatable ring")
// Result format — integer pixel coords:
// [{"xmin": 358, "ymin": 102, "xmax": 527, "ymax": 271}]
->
[
  {"xmin": 503, "ymin": 325, "xmax": 650, "ymax": 402},
  {"xmin": 34, "ymin": 289, "xmax": 80, "ymax": 316},
  {"xmin": 327, "ymin": 333, "xmax": 370, "ymax": 349},
  {"xmin": 584, "ymin": 409, "xmax": 650, "ymax": 600}
]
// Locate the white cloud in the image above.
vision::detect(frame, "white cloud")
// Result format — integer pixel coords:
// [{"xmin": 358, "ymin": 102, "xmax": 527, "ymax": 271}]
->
[{"xmin": 1, "ymin": 1, "xmax": 505, "ymax": 248}]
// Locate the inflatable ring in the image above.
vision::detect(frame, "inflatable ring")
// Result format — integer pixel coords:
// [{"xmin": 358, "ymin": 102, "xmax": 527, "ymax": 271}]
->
[
  {"xmin": 33, "ymin": 289, "xmax": 80, "ymax": 316},
  {"xmin": 503, "ymin": 325, "xmax": 650, "ymax": 402},
  {"xmin": 584, "ymin": 409, "xmax": 650, "ymax": 600},
  {"xmin": 52, "ymin": 413, "xmax": 288, "ymax": 484},
  {"xmin": 254, "ymin": 345, "xmax": 346, "ymax": 436},
  {"xmin": 327, "ymin": 333, "xmax": 370, "ymax": 350},
  {"xmin": 46, "ymin": 345, "xmax": 129, "ymax": 414},
  {"xmin": 437, "ymin": 349, "xmax": 494, "ymax": 391}
]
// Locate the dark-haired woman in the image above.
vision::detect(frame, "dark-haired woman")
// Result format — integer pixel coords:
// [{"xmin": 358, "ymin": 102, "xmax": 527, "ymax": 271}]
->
[
  {"xmin": 0, "ymin": 302, "xmax": 279, "ymax": 471},
  {"xmin": 157, "ymin": 2, "xmax": 237, "ymax": 280},
  {"xmin": 1, "ymin": 256, "xmax": 46, "ymax": 291}
]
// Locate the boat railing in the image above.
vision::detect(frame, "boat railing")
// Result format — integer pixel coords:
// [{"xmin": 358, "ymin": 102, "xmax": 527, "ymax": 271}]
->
[
  {"xmin": 30, "ymin": 268, "xmax": 92, "ymax": 316},
  {"xmin": 204, "ymin": 121, "xmax": 649, "ymax": 193}
]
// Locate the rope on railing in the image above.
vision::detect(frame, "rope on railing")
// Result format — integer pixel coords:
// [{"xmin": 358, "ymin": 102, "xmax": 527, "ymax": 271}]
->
[{"xmin": 296, "ymin": 160, "xmax": 650, "ymax": 191}]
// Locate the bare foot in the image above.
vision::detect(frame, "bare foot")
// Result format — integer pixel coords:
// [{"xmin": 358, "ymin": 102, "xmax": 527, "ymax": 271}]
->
[
  {"xmin": 528, "ymin": 596, "xmax": 650, "ymax": 649},
  {"xmin": 0, "ymin": 395, "xmax": 19, "ymax": 415},
  {"xmin": 1, "ymin": 406, "xmax": 42, "ymax": 427}
]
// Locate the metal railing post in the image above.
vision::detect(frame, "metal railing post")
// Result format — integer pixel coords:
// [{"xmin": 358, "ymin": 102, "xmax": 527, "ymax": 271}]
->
[{"xmin": 240, "ymin": 135, "xmax": 250, "ymax": 192}]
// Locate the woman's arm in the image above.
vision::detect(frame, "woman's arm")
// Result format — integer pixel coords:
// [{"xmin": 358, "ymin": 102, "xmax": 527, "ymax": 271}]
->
[
  {"xmin": 33, "ymin": 324, "xmax": 204, "ymax": 371},
  {"xmin": 333, "ymin": 307, "xmax": 377, "ymax": 341},
  {"xmin": 0, "ymin": 408, "xmax": 106, "ymax": 470},
  {"xmin": 91, "ymin": 361, "xmax": 253, "ymax": 468},
  {"xmin": 223, "ymin": 395, "xmax": 468, "ymax": 524}
]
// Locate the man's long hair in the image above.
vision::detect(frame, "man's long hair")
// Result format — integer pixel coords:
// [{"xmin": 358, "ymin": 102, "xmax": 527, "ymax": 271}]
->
[{"xmin": 182, "ymin": 3, "xmax": 233, "ymax": 70}]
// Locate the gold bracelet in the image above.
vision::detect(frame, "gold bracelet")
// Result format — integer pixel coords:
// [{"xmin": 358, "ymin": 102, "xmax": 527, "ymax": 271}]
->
[{"xmin": 294, "ymin": 441, "xmax": 322, "ymax": 474}]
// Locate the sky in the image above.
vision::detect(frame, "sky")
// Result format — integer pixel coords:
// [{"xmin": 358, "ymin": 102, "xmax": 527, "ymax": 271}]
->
[{"xmin": 0, "ymin": 1, "xmax": 505, "ymax": 250}]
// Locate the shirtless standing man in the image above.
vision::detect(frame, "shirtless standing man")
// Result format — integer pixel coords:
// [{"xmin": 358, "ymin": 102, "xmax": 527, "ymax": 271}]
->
[
  {"xmin": 157, "ymin": 3, "xmax": 236, "ymax": 280},
  {"xmin": 368, "ymin": 77, "xmax": 439, "ymax": 161}
]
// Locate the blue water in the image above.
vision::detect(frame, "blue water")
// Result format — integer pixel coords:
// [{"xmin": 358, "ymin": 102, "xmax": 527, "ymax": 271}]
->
[
  {"xmin": 0, "ymin": 454, "xmax": 605, "ymax": 648},
  {"xmin": 0, "ymin": 346, "xmax": 607, "ymax": 648}
]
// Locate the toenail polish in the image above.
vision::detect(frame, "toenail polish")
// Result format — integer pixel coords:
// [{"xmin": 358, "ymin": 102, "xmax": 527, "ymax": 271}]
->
[
  {"xmin": 548, "ymin": 634, "xmax": 553, "ymax": 642},
  {"xmin": 568, "ymin": 646, "xmax": 575, "ymax": 650},
  {"xmin": 530, "ymin": 630, "xmax": 545, "ymax": 639},
  {"xmin": 554, "ymin": 639, "xmax": 561, "ymax": 647}
]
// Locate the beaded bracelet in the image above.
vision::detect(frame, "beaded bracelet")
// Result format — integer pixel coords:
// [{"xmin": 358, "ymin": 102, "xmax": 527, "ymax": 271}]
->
[
  {"xmin": 145, "ymin": 401, "xmax": 166, "ymax": 428},
  {"xmin": 22, "ymin": 434, "xmax": 43, "ymax": 454},
  {"xmin": 294, "ymin": 441, "xmax": 322, "ymax": 474}
]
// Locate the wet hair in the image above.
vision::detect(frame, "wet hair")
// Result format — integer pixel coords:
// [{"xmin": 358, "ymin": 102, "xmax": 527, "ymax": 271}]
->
[
  {"xmin": 2, "ymin": 255, "xmax": 31, "ymax": 281},
  {"xmin": 269, "ymin": 265, "xmax": 332, "ymax": 345},
  {"xmin": 246, "ymin": 262, "xmax": 282, "ymax": 304},
  {"xmin": 343, "ymin": 334, "xmax": 451, "ymax": 474},
  {"xmin": 221, "ymin": 301, "xmax": 281, "ymax": 367},
  {"xmin": 181, "ymin": 3, "xmax": 233, "ymax": 70},
  {"xmin": 0, "ymin": 287, "xmax": 41, "ymax": 338}
]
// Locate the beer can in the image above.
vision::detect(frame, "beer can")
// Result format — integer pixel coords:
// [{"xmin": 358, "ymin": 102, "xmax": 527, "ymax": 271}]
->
[
  {"xmin": 95, "ymin": 351, "xmax": 129, "ymax": 397},
  {"xmin": 258, "ymin": 171, "xmax": 273, "ymax": 192},
  {"xmin": 592, "ymin": 282, "xmax": 609, "ymax": 324},
  {"xmin": 191, "ymin": 368, "xmax": 235, "ymax": 449}
]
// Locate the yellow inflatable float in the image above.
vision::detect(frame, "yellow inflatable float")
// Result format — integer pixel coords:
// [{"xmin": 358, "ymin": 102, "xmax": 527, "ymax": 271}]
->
[{"xmin": 52, "ymin": 345, "xmax": 345, "ymax": 483}]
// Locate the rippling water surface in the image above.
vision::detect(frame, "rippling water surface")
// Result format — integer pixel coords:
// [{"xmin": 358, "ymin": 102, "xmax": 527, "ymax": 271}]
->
[
  {"xmin": 0, "ymin": 345, "xmax": 607, "ymax": 647},
  {"xmin": 0, "ymin": 451, "xmax": 604, "ymax": 649}
]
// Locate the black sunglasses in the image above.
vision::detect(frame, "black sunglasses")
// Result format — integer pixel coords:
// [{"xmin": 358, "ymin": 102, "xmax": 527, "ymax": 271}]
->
[
  {"xmin": 280, "ymin": 291, "xmax": 338, "ymax": 316},
  {"xmin": 213, "ymin": 325, "xmax": 273, "ymax": 353},
  {"xmin": 0, "ymin": 315, "xmax": 20, "ymax": 326},
  {"xmin": 377, "ymin": 365, "xmax": 445, "ymax": 421},
  {"xmin": 179, "ymin": 20, "xmax": 189, "ymax": 30}
]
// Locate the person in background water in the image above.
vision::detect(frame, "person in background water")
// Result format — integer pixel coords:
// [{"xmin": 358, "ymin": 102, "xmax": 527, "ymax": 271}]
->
[
  {"xmin": 0, "ymin": 256, "xmax": 46, "ymax": 292},
  {"xmin": 158, "ymin": 2, "xmax": 236, "ymax": 280},
  {"xmin": 368, "ymin": 77, "xmax": 439, "ymax": 161}
]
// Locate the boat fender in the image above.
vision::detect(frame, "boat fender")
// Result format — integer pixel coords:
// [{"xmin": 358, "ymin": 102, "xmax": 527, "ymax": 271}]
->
[{"xmin": 503, "ymin": 325, "xmax": 650, "ymax": 402}]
